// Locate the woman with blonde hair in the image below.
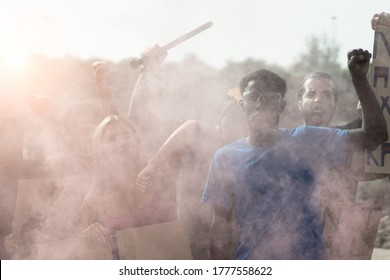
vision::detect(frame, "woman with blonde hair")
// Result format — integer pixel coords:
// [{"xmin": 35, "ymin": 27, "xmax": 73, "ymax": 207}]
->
[{"xmin": 80, "ymin": 114, "xmax": 176, "ymax": 230}]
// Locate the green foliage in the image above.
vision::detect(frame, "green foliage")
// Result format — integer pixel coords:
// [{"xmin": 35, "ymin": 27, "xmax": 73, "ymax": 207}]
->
[
  {"xmin": 291, "ymin": 34, "xmax": 342, "ymax": 74},
  {"xmin": 221, "ymin": 58, "xmax": 288, "ymax": 89}
]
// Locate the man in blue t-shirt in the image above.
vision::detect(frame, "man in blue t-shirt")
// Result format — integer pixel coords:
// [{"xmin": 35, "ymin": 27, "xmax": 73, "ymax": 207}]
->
[{"xmin": 202, "ymin": 49, "xmax": 388, "ymax": 259}]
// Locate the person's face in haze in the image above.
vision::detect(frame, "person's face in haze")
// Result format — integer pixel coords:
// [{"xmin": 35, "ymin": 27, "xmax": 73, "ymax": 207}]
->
[
  {"xmin": 241, "ymin": 80, "xmax": 285, "ymax": 133},
  {"xmin": 298, "ymin": 78, "xmax": 337, "ymax": 127},
  {"xmin": 101, "ymin": 121, "xmax": 139, "ymax": 173}
]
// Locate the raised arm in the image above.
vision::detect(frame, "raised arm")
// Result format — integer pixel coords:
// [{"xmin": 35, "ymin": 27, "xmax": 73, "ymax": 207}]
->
[
  {"xmin": 346, "ymin": 49, "xmax": 388, "ymax": 150},
  {"xmin": 127, "ymin": 45, "xmax": 167, "ymax": 119},
  {"xmin": 136, "ymin": 120, "xmax": 201, "ymax": 192},
  {"xmin": 92, "ymin": 61, "xmax": 118, "ymax": 116}
]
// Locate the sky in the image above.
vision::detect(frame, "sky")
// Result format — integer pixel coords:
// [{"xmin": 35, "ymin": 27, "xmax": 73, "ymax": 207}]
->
[{"xmin": 0, "ymin": 0, "xmax": 388, "ymax": 69}]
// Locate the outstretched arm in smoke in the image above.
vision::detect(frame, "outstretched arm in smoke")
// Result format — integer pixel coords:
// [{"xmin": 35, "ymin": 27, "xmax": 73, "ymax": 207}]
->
[
  {"xmin": 92, "ymin": 61, "xmax": 118, "ymax": 116},
  {"xmin": 127, "ymin": 45, "xmax": 167, "ymax": 119},
  {"xmin": 345, "ymin": 49, "xmax": 388, "ymax": 150},
  {"xmin": 210, "ymin": 205, "xmax": 235, "ymax": 259},
  {"xmin": 136, "ymin": 120, "xmax": 201, "ymax": 192}
]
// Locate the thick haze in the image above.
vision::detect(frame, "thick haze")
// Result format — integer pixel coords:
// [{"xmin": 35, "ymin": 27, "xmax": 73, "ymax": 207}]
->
[
  {"xmin": 0, "ymin": 0, "xmax": 388, "ymax": 69},
  {"xmin": 0, "ymin": 0, "xmax": 390, "ymax": 261}
]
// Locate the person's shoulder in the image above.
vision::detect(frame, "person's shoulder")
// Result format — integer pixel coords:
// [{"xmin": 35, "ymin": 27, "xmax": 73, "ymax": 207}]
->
[
  {"xmin": 217, "ymin": 138, "xmax": 244, "ymax": 151},
  {"xmin": 214, "ymin": 138, "xmax": 246, "ymax": 157},
  {"xmin": 281, "ymin": 125, "xmax": 313, "ymax": 136},
  {"xmin": 285, "ymin": 125, "xmax": 347, "ymax": 138},
  {"xmin": 281, "ymin": 125, "xmax": 318, "ymax": 133}
]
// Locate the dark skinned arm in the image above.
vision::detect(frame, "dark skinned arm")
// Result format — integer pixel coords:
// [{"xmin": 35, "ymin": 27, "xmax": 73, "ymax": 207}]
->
[{"xmin": 346, "ymin": 49, "xmax": 388, "ymax": 151}]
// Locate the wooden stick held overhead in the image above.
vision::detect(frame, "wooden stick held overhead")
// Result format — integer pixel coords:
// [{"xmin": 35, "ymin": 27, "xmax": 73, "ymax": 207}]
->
[
  {"xmin": 127, "ymin": 21, "xmax": 213, "ymax": 118},
  {"xmin": 129, "ymin": 21, "xmax": 213, "ymax": 69}
]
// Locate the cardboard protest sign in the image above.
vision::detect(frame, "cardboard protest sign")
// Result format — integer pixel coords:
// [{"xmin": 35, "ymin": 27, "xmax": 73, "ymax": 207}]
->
[
  {"xmin": 116, "ymin": 221, "xmax": 192, "ymax": 259},
  {"xmin": 367, "ymin": 12, "xmax": 390, "ymax": 173},
  {"xmin": 32, "ymin": 221, "xmax": 193, "ymax": 260},
  {"xmin": 13, "ymin": 179, "xmax": 192, "ymax": 259}
]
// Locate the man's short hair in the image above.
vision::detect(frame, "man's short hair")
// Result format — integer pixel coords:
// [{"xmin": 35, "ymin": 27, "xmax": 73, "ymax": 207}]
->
[
  {"xmin": 239, "ymin": 69, "xmax": 287, "ymax": 98},
  {"xmin": 297, "ymin": 72, "xmax": 339, "ymax": 101}
]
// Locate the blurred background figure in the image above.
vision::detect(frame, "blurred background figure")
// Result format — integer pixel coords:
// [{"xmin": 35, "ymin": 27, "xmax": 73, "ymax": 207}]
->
[
  {"xmin": 77, "ymin": 115, "xmax": 179, "ymax": 258},
  {"xmin": 75, "ymin": 45, "xmax": 197, "ymax": 259},
  {"xmin": 297, "ymin": 71, "xmax": 388, "ymax": 259}
]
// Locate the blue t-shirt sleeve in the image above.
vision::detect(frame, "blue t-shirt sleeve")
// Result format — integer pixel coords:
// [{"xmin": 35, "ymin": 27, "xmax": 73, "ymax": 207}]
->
[
  {"xmin": 201, "ymin": 150, "xmax": 234, "ymax": 209},
  {"xmin": 298, "ymin": 126, "xmax": 349, "ymax": 167},
  {"xmin": 320, "ymin": 128, "xmax": 349, "ymax": 166}
]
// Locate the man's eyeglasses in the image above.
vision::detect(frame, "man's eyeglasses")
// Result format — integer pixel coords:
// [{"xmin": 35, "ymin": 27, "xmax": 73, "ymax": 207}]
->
[{"xmin": 242, "ymin": 91, "xmax": 282, "ymax": 105}]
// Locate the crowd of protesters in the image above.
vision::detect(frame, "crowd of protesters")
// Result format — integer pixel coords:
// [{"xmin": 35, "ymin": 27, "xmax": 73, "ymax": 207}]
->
[{"xmin": 1, "ymin": 13, "xmax": 390, "ymax": 260}]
